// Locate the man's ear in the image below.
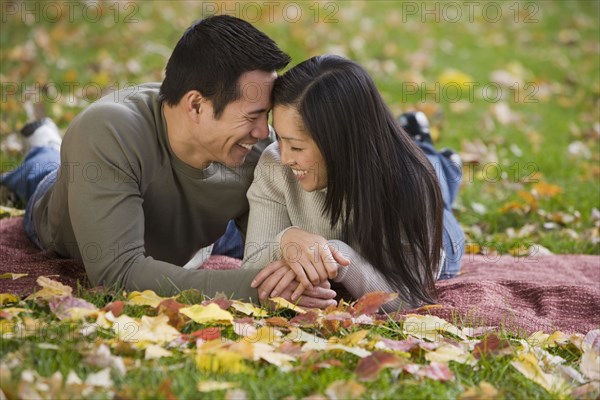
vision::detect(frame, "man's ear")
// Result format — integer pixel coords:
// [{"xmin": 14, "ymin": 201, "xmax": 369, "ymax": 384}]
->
[{"xmin": 183, "ymin": 91, "xmax": 204, "ymax": 118}]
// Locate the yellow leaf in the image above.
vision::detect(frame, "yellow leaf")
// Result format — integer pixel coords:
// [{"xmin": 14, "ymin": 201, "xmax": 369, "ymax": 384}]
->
[
  {"xmin": 425, "ymin": 343, "xmax": 477, "ymax": 366},
  {"xmin": 112, "ymin": 314, "xmax": 180, "ymax": 346},
  {"xmin": 270, "ymin": 297, "xmax": 306, "ymax": 314},
  {"xmin": 0, "ymin": 307, "xmax": 28, "ymax": 318},
  {"xmin": 403, "ymin": 314, "xmax": 468, "ymax": 341},
  {"xmin": 196, "ymin": 350, "xmax": 249, "ymax": 374},
  {"xmin": 145, "ymin": 344, "xmax": 173, "ymax": 360},
  {"xmin": 26, "ymin": 276, "xmax": 72, "ymax": 300},
  {"xmin": 197, "ymin": 381, "xmax": 238, "ymax": 392},
  {"xmin": 465, "ymin": 243, "xmax": 481, "ymax": 255},
  {"xmin": 63, "ymin": 69, "xmax": 78, "ymax": 82},
  {"xmin": 0, "ymin": 273, "xmax": 28, "ymax": 280},
  {"xmin": 335, "ymin": 330, "xmax": 370, "ymax": 346},
  {"xmin": 511, "ymin": 352, "xmax": 569, "ymax": 394},
  {"xmin": 231, "ymin": 300, "xmax": 268, "ymax": 317},
  {"xmin": 528, "ymin": 331, "xmax": 568, "ymax": 348},
  {"xmin": 127, "ymin": 290, "xmax": 172, "ymax": 308},
  {"xmin": 0, "ymin": 293, "xmax": 19, "ymax": 305},
  {"xmin": 0, "ymin": 320, "xmax": 15, "ymax": 336},
  {"xmin": 180, "ymin": 303, "xmax": 234, "ymax": 324},
  {"xmin": 438, "ymin": 69, "xmax": 474, "ymax": 88}
]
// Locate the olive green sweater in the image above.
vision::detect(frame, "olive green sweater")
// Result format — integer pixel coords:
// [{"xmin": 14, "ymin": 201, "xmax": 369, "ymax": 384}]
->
[{"xmin": 33, "ymin": 83, "xmax": 268, "ymax": 300}]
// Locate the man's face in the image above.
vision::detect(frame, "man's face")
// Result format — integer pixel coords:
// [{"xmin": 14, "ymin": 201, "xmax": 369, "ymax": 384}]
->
[{"xmin": 196, "ymin": 70, "xmax": 277, "ymax": 167}]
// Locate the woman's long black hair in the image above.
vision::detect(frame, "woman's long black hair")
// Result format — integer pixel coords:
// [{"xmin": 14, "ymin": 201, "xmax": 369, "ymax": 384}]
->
[{"xmin": 272, "ymin": 55, "xmax": 443, "ymax": 306}]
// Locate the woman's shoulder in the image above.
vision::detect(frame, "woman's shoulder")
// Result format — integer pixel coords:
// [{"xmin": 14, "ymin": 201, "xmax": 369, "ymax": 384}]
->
[{"xmin": 258, "ymin": 141, "xmax": 282, "ymax": 164}]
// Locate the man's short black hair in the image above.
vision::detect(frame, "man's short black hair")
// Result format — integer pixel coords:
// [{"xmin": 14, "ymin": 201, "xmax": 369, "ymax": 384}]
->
[{"xmin": 159, "ymin": 15, "xmax": 290, "ymax": 118}]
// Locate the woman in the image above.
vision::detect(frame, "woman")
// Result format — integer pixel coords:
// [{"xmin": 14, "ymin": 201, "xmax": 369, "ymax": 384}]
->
[{"xmin": 244, "ymin": 55, "xmax": 464, "ymax": 312}]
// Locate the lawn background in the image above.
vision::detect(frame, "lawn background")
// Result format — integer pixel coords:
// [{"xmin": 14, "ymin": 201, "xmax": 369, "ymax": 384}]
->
[{"xmin": 1, "ymin": 0, "xmax": 598, "ymax": 255}]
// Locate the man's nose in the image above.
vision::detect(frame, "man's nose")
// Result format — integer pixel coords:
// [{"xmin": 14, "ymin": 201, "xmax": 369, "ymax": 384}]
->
[{"xmin": 251, "ymin": 114, "xmax": 270, "ymax": 140}]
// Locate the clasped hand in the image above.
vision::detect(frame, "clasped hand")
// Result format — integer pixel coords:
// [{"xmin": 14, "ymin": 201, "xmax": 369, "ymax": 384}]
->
[{"xmin": 251, "ymin": 228, "xmax": 350, "ymax": 308}]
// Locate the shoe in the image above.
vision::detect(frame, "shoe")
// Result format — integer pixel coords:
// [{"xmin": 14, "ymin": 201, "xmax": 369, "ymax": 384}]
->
[
  {"xmin": 398, "ymin": 111, "xmax": 433, "ymax": 144},
  {"xmin": 20, "ymin": 118, "xmax": 62, "ymax": 152},
  {"xmin": 440, "ymin": 148, "xmax": 462, "ymax": 170}
]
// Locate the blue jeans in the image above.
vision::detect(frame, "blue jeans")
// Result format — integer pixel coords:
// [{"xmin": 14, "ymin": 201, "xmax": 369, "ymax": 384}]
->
[
  {"xmin": 417, "ymin": 141, "xmax": 465, "ymax": 279},
  {"xmin": 1, "ymin": 146, "xmax": 60, "ymax": 248}
]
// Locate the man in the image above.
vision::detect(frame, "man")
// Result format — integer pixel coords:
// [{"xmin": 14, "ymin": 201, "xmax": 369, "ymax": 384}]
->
[{"xmin": 1, "ymin": 16, "xmax": 336, "ymax": 307}]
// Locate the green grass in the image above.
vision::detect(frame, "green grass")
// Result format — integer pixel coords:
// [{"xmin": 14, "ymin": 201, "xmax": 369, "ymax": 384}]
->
[
  {"xmin": 2, "ymin": 287, "xmax": 594, "ymax": 399},
  {"xmin": 1, "ymin": 0, "xmax": 598, "ymax": 255}
]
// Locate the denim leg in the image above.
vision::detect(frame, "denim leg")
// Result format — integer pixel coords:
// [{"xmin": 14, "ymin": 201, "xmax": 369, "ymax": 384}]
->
[
  {"xmin": 211, "ymin": 220, "xmax": 244, "ymax": 259},
  {"xmin": 416, "ymin": 142, "xmax": 465, "ymax": 279},
  {"xmin": 0, "ymin": 146, "xmax": 60, "ymax": 202}
]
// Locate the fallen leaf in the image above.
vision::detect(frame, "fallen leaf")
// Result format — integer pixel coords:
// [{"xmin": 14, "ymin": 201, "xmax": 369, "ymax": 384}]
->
[
  {"xmin": 353, "ymin": 292, "xmax": 399, "ymax": 315},
  {"xmin": 127, "ymin": 290, "xmax": 172, "ymax": 308},
  {"xmin": 270, "ymin": 297, "xmax": 307, "ymax": 314},
  {"xmin": 473, "ymin": 334, "xmax": 512, "ymax": 359},
  {"xmin": 0, "ymin": 293, "xmax": 19, "ymax": 305},
  {"xmin": 324, "ymin": 380, "xmax": 366, "ymax": 399},
  {"xmin": 0, "ymin": 273, "xmax": 28, "ymax": 280},
  {"xmin": 157, "ymin": 298, "xmax": 188, "ymax": 330},
  {"xmin": 403, "ymin": 314, "xmax": 467, "ymax": 341},
  {"xmin": 85, "ymin": 368, "xmax": 113, "ymax": 388},
  {"xmin": 26, "ymin": 276, "xmax": 72, "ymax": 300},
  {"xmin": 511, "ymin": 352, "xmax": 569, "ymax": 394},
  {"xmin": 145, "ymin": 344, "xmax": 173, "ymax": 360},
  {"xmin": 355, "ymin": 351, "xmax": 406, "ymax": 381},
  {"xmin": 197, "ymin": 381, "xmax": 238, "ymax": 392},
  {"xmin": 459, "ymin": 381, "xmax": 499, "ymax": 399},
  {"xmin": 425, "ymin": 343, "xmax": 476, "ymax": 366},
  {"xmin": 101, "ymin": 301, "xmax": 125, "ymax": 317},
  {"xmin": 231, "ymin": 300, "xmax": 268, "ymax": 317},
  {"xmin": 49, "ymin": 296, "xmax": 98, "ymax": 321},
  {"xmin": 532, "ymin": 182, "xmax": 563, "ymax": 198},
  {"xmin": 403, "ymin": 362, "xmax": 455, "ymax": 381},
  {"xmin": 112, "ymin": 314, "xmax": 180, "ymax": 345},
  {"xmin": 180, "ymin": 303, "xmax": 234, "ymax": 324}
]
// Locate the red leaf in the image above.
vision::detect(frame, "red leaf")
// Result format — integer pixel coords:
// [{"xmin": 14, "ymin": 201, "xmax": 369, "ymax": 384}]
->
[
  {"xmin": 353, "ymin": 292, "xmax": 399, "ymax": 316},
  {"xmin": 202, "ymin": 297, "xmax": 232, "ymax": 310},
  {"xmin": 290, "ymin": 310, "xmax": 319, "ymax": 327},
  {"xmin": 473, "ymin": 334, "xmax": 511, "ymax": 359},
  {"xmin": 182, "ymin": 327, "xmax": 222, "ymax": 342},
  {"xmin": 355, "ymin": 351, "xmax": 405, "ymax": 381}
]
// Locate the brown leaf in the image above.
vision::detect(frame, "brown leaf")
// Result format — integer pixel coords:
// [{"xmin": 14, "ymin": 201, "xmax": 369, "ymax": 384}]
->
[
  {"xmin": 473, "ymin": 334, "xmax": 512, "ymax": 359},
  {"xmin": 101, "ymin": 300, "xmax": 125, "ymax": 317},
  {"xmin": 355, "ymin": 351, "xmax": 406, "ymax": 381},
  {"xmin": 265, "ymin": 316, "xmax": 290, "ymax": 327},
  {"xmin": 290, "ymin": 310, "xmax": 320, "ymax": 327},
  {"xmin": 353, "ymin": 292, "xmax": 399, "ymax": 316},
  {"xmin": 202, "ymin": 296, "xmax": 232, "ymax": 310},
  {"xmin": 404, "ymin": 362, "xmax": 455, "ymax": 381},
  {"xmin": 183, "ymin": 327, "xmax": 222, "ymax": 342},
  {"xmin": 324, "ymin": 380, "xmax": 366, "ymax": 399},
  {"xmin": 459, "ymin": 381, "xmax": 499, "ymax": 399},
  {"xmin": 157, "ymin": 298, "xmax": 188, "ymax": 330}
]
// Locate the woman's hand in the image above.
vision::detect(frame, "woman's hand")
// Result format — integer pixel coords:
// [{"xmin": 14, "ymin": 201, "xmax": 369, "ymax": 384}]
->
[
  {"xmin": 279, "ymin": 228, "xmax": 350, "ymax": 293},
  {"xmin": 252, "ymin": 259, "xmax": 338, "ymax": 307}
]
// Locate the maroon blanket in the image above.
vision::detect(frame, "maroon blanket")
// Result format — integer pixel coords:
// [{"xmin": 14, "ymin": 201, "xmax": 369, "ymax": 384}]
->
[{"xmin": 1, "ymin": 217, "xmax": 598, "ymax": 334}]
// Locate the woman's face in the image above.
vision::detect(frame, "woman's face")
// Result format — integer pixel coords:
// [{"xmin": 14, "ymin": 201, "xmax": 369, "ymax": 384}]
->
[{"xmin": 272, "ymin": 105, "xmax": 328, "ymax": 192}]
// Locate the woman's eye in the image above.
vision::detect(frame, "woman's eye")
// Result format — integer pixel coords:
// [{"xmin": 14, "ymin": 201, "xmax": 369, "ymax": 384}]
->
[{"xmin": 291, "ymin": 147, "xmax": 303, "ymax": 152}]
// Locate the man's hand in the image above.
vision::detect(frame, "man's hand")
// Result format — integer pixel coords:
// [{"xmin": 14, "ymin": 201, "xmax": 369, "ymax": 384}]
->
[
  {"xmin": 278, "ymin": 228, "xmax": 350, "ymax": 297},
  {"xmin": 253, "ymin": 259, "xmax": 337, "ymax": 309}
]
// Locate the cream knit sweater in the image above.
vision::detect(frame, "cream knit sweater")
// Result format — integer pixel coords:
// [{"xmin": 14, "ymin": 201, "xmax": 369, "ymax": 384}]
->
[{"xmin": 242, "ymin": 143, "xmax": 442, "ymax": 312}]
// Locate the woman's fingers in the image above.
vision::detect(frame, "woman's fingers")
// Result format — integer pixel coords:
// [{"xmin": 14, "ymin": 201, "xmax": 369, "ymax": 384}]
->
[
  {"xmin": 251, "ymin": 259, "xmax": 287, "ymax": 288},
  {"xmin": 288, "ymin": 259, "xmax": 317, "ymax": 289},
  {"xmin": 257, "ymin": 266, "xmax": 291, "ymax": 302},
  {"xmin": 328, "ymin": 243, "xmax": 351, "ymax": 266},
  {"xmin": 270, "ymin": 269, "xmax": 297, "ymax": 298}
]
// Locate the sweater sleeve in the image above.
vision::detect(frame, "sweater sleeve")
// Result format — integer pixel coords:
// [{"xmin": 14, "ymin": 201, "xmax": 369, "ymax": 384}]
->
[
  {"xmin": 242, "ymin": 145, "xmax": 291, "ymax": 269},
  {"xmin": 61, "ymin": 104, "xmax": 260, "ymax": 301},
  {"xmin": 329, "ymin": 240, "xmax": 409, "ymax": 313}
]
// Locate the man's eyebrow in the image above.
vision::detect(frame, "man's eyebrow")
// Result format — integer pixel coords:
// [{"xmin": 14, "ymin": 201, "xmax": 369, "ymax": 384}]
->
[{"xmin": 247, "ymin": 108, "xmax": 269, "ymax": 115}]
